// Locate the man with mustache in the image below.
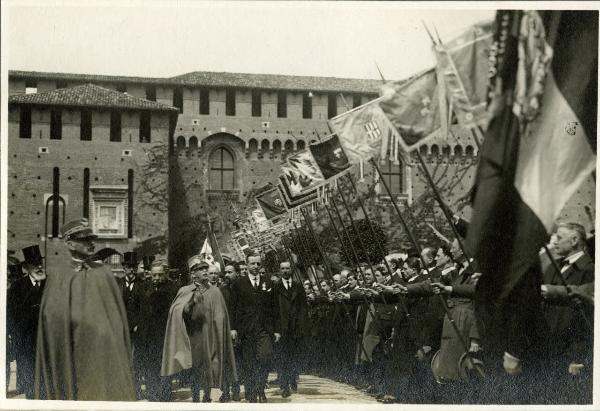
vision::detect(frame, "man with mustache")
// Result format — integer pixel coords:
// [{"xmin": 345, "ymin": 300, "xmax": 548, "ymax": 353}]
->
[{"xmin": 34, "ymin": 218, "xmax": 136, "ymax": 401}]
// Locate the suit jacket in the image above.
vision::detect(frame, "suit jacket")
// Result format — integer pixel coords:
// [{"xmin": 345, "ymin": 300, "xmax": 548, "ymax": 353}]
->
[
  {"xmin": 230, "ymin": 275, "xmax": 279, "ymax": 337},
  {"xmin": 7, "ymin": 275, "xmax": 46, "ymax": 357},
  {"xmin": 117, "ymin": 276, "xmax": 148, "ymax": 334},
  {"xmin": 543, "ymin": 252, "xmax": 594, "ymax": 361},
  {"xmin": 273, "ymin": 279, "xmax": 309, "ymax": 339}
]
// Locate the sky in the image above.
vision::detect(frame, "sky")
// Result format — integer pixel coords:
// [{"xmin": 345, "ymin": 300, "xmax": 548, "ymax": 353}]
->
[{"xmin": 4, "ymin": 2, "xmax": 494, "ymax": 81}]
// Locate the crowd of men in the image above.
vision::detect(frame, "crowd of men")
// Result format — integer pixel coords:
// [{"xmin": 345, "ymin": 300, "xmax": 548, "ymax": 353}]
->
[{"xmin": 5, "ymin": 216, "xmax": 595, "ymax": 404}]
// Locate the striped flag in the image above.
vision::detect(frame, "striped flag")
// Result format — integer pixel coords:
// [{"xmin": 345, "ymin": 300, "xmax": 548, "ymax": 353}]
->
[{"xmin": 466, "ymin": 10, "xmax": 597, "ymax": 356}]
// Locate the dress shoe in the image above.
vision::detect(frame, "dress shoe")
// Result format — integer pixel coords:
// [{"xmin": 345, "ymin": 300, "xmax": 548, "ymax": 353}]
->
[
  {"xmin": 219, "ymin": 393, "xmax": 230, "ymax": 403},
  {"xmin": 281, "ymin": 389, "xmax": 291, "ymax": 398},
  {"xmin": 202, "ymin": 395, "xmax": 212, "ymax": 403},
  {"xmin": 258, "ymin": 392, "xmax": 268, "ymax": 403}
]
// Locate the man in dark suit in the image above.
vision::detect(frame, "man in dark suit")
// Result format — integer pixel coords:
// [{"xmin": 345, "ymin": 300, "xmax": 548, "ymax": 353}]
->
[
  {"xmin": 7, "ymin": 245, "xmax": 46, "ymax": 399},
  {"xmin": 541, "ymin": 222, "xmax": 594, "ymax": 403},
  {"xmin": 273, "ymin": 261, "xmax": 308, "ymax": 398},
  {"xmin": 117, "ymin": 251, "xmax": 148, "ymax": 399},
  {"xmin": 219, "ymin": 263, "xmax": 241, "ymax": 402},
  {"xmin": 230, "ymin": 253, "xmax": 280, "ymax": 403}
]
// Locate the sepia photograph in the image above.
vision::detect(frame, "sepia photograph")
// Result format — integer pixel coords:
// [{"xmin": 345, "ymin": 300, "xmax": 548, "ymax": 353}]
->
[{"xmin": 0, "ymin": 1, "xmax": 597, "ymax": 409}]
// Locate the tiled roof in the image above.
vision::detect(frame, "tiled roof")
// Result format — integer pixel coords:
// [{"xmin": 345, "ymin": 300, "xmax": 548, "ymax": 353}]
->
[
  {"xmin": 8, "ymin": 83, "xmax": 178, "ymax": 112},
  {"xmin": 168, "ymin": 71, "xmax": 383, "ymax": 93},
  {"xmin": 9, "ymin": 70, "xmax": 384, "ymax": 94}
]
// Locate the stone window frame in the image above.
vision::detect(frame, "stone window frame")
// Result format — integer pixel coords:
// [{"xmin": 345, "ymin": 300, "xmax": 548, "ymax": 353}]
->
[{"xmin": 89, "ymin": 185, "xmax": 129, "ymax": 239}]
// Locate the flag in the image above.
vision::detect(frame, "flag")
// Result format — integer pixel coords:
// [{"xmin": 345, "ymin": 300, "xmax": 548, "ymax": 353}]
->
[
  {"xmin": 309, "ymin": 134, "xmax": 352, "ymax": 179},
  {"xmin": 378, "ymin": 68, "xmax": 441, "ymax": 151},
  {"xmin": 466, "ymin": 10, "xmax": 597, "ymax": 355},
  {"xmin": 328, "ymin": 97, "xmax": 401, "ymax": 163},
  {"xmin": 200, "ymin": 237, "xmax": 216, "ymax": 267},
  {"xmin": 256, "ymin": 188, "xmax": 288, "ymax": 220},
  {"xmin": 278, "ymin": 175, "xmax": 319, "ymax": 209},
  {"xmin": 434, "ymin": 20, "xmax": 494, "ymax": 129},
  {"xmin": 280, "ymin": 150, "xmax": 325, "ymax": 197},
  {"xmin": 249, "ymin": 207, "xmax": 271, "ymax": 233}
]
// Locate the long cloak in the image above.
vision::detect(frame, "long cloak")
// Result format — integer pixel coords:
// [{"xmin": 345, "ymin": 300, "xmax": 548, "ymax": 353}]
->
[
  {"xmin": 161, "ymin": 284, "xmax": 237, "ymax": 388},
  {"xmin": 34, "ymin": 260, "xmax": 136, "ymax": 401}
]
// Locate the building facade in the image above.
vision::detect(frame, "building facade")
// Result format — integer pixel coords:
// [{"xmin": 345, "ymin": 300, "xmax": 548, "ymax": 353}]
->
[{"xmin": 7, "ymin": 70, "xmax": 595, "ymax": 268}]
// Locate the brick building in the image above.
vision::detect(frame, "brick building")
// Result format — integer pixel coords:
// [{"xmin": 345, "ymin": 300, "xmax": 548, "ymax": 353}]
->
[{"xmin": 7, "ymin": 70, "xmax": 595, "ymax": 268}]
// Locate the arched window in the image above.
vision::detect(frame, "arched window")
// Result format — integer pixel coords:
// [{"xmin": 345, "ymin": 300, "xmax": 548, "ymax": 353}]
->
[
  {"xmin": 209, "ymin": 147, "xmax": 235, "ymax": 190},
  {"xmin": 431, "ymin": 144, "xmax": 439, "ymax": 156},
  {"xmin": 465, "ymin": 145, "xmax": 474, "ymax": 157},
  {"xmin": 176, "ymin": 136, "xmax": 186, "ymax": 155},
  {"xmin": 297, "ymin": 140, "xmax": 306, "ymax": 150},
  {"xmin": 379, "ymin": 159, "xmax": 403, "ymax": 196},
  {"xmin": 454, "ymin": 145, "xmax": 464, "ymax": 157},
  {"xmin": 420, "ymin": 144, "xmax": 429, "ymax": 156},
  {"xmin": 272, "ymin": 140, "xmax": 282, "ymax": 158},
  {"xmin": 442, "ymin": 145, "xmax": 451, "ymax": 156},
  {"xmin": 189, "ymin": 136, "xmax": 198, "ymax": 150}
]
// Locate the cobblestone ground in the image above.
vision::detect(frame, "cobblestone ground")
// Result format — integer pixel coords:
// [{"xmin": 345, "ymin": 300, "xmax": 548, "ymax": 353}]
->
[{"xmin": 7, "ymin": 362, "xmax": 378, "ymax": 404}]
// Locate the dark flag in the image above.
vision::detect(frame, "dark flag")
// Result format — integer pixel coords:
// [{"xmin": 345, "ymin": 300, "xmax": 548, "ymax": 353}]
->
[
  {"xmin": 466, "ymin": 10, "xmax": 597, "ymax": 358},
  {"xmin": 309, "ymin": 134, "xmax": 351, "ymax": 179},
  {"xmin": 280, "ymin": 150, "xmax": 325, "ymax": 197},
  {"xmin": 256, "ymin": 188, "xmax": 288, "ymax": 220},
  {"xmin": 278, "ymin": 175, "xmax": 319, "ymax": 209}
]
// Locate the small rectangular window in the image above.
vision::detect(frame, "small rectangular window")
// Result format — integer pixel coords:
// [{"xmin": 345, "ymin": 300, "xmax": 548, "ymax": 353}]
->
[
  {"xmin": 80, "ymin": 109, "xmax": 92, "ymax": 141},
  {"xmin": 110, "ymin": 111, "xmax": 122, "ymax": 142},
  {"xmin": 251, "ymin": 90, "xmax": 262, "ymax": 117},
  {"xmin": 56, "ymin": 80, "xmax": 68, "ymax": 90},
  {"xmin": 328, "ymin": 94, "xmax": 337, "ymax": 119},
  {"xmin": 19, "ymin": 106, "xmax": 32, "ymax": 139},
  {"xmin": 199, "ymin": 88, "xmax": 210, "ymax": 114},
  {"xmin": 353, "ymin": 94, "xmax": 362, "ymax": 108},
  {"xmin": 25, "ymin": 79, "xmax": 37, "ymax": 94},
  {"xmin": 173, "ymin": 87, "xmax": 183, "ymax": 114},
  {"xmin": 381, "ymin": 160, "xmax": 403, "ymax": 195},
  {"xmin": 277, "ymin": 91, "xmax": 287, "ymax": 118},
  {"xmin": 139, "ymin": 112, "xmax": 151, "ymax": 143},
  {"xmin": 302, "ymin": 93, "xmax": 312, "ymax": 119},
  {"xmin": 226, "ymin": 89, "xmax": 236, "ymax": 116},
  {"xmin": 145, "ymin": 86, "xmax": 156, "ymax": 101},
  {"xmin": 50, "ymin": 110, "xmax": 62, "ymax": 140}
]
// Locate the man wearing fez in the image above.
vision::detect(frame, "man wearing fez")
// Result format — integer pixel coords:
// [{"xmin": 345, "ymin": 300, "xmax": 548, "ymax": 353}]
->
[
  {"xmin": 7, "ymin": 245, "xmax": 46, "ymax": 399},
  {"xmin": 161, "ymin": 256, "xmax": 236, "ymax": 403},
  {"xmin": 139, "ymin": 259, "xmax": 178, "ymax": 402},
  {"xmin": 118, "ymin": 251, "xmax": 148, "ymax": 399},
  {"xmin": 273, "ymin": 260, "xmax": 308, "ymax": 398},
  {"xmin": 35, "ymin": 218, "xmax": 135, "ymax": 401},
  {"xmin": 230, "ymin": 253, "xmax": 280, "ymax": 403}
]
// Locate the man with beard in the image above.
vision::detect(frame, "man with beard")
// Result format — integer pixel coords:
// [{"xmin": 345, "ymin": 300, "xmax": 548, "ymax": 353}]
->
[
  {"xmin": 230, "ymin": 253, "xmax": 280, "ymax": 403},
  {"xmin": 139, "ymin": 259, "xmax": 178, "ymax": 402},
  {"xmin": 161, "ymin": 257, "xmax": 237, "ymax": 403},
  {"xmin": 35, "ymin": 218, "xmax": 135, "ymax": 401},
  {"xmin": 273, "ymin": 261, "xmax": 308, "ymax": 397},
  {"xmin": 7, "ymin": 245, "xmax": 46, "ymax": 399}
]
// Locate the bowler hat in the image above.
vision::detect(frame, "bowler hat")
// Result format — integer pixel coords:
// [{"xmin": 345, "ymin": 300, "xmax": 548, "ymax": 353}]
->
[
  {"xmin": 22, "ymin": 245, "xmax": 44, "ymax": 266},
  {"xmin": 61, "ymin": 218, "xmax": 97, "ymax": 240},
  {"xmin": 123, "ymin": 251, "xmax": 138, "ymax": 267},
  {"xmin": 142, "ymin": 255, "xmax": 155, "ymax": 271}
]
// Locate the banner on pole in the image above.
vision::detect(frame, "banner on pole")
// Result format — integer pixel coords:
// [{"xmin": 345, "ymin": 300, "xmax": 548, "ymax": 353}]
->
[
  {"xmin": 256, "ymin": 187, "xmax": 288, "ymax": 220},
  {"xmin": 280, "ymin": 150, "xmax": 326, "ymax": 197},
  {"xmin": 309, "ymin": 134, "xmax": 352, "ymax": 179}
]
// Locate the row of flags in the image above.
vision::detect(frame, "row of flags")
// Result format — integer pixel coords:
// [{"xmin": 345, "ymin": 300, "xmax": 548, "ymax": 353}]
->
[{"xmin": 226, "ymin": 10, "xmax": 597, "ymax": 306}]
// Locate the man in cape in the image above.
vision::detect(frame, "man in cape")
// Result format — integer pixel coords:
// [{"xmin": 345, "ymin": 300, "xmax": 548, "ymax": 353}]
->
[
  {"xmin": 161, "ymin": 256, "xmax": 237, "ymax": 402},
  {"xmin": 34, "ymin": 218, "xmax": 136, "ymax": 401}
]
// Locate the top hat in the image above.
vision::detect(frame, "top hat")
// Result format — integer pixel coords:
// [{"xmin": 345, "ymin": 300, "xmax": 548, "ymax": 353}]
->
[
  {"xmin": 22, "ymin": 245, "xmax": 44, "ymax": 266},
  {"xmin": 142, "ymin": 255, "xmax": 155, "ymax": 271},
  {"xmin": 188, "ymin": 255, "xmax": 208, "ymax": 270},
  {"xmin": 122, "ymin": 251, "xmax": 138, "ymax": 268},
  {"xmin": 60, "ymin": 218, "xmax": 97, "ymax": 240}
]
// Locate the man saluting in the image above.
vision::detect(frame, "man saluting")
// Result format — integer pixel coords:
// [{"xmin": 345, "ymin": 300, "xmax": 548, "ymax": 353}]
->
[
  {"xmin": 161, "ymin": 256, "xmax": 237, "ymax": 402},
  {"xmin": 35, "ymin": 218, "xmax": 136, "ymax": 401}
]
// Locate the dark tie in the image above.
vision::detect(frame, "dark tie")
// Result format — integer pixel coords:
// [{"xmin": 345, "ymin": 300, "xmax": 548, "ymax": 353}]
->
[{"xmin": 34, "ymin": 281, "xmax": 40, "ymax": 288}]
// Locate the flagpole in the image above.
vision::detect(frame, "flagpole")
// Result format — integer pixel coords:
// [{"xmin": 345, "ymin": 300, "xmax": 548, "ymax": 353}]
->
[
  {"xmin": 292, "ymin": 221, "xmax": 324, "ymax": 292},
  {"xmin": 414, "ymin": 150, "xmax": 476, "ymax": 273},
  {"xmin": 370, "ymin": 158, "xmax": 482, "ymax": 376},
  {"xmin": 344, "ymin": 174, "xmax": 412, "ymax": 320}
]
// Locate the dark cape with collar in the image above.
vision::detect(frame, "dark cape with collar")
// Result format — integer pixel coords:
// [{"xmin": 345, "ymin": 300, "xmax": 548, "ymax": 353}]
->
[
  {"xmin": 34, "ymin": 259, "xmax": 136, "ymax": 401},
  {"xmin": 161, "ymin": 284, "xmax": 237, "ymax": 388}
]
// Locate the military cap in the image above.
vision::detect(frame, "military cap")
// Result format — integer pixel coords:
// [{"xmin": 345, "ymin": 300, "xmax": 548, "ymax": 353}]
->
[
  {"xmin": 188, "ymin": 255, "xmax": 209, "ymax": 270},
  {"xmin": 60, "ymin": 218, "xmax": 97, "ymax": 240}
]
